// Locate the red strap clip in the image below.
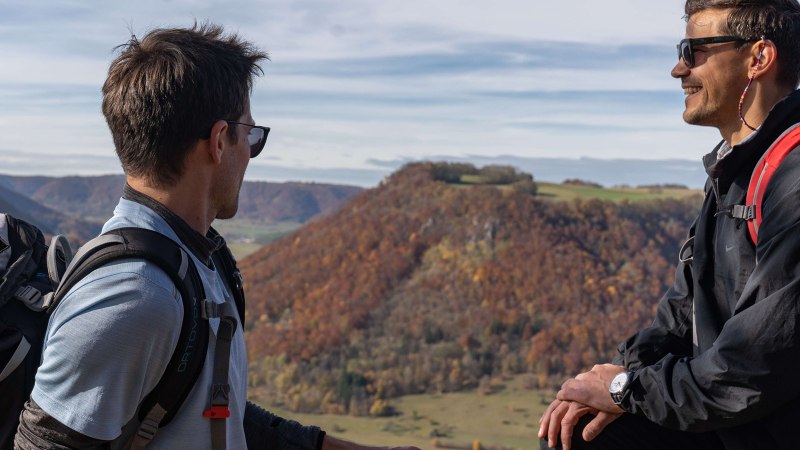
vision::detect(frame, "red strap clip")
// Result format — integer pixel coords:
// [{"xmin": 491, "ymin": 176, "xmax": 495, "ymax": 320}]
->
[{"xmin": 203, "ymin": 406, "xmax": 231, "ymax": 419}]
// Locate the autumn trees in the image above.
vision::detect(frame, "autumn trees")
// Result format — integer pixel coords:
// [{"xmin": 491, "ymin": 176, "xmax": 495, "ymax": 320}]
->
[{"xmin": 240, "ymin": 162, "xmax": 700, "ymax": 414}]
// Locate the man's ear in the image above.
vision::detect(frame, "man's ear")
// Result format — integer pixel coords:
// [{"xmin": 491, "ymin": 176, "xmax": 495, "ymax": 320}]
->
[
  {"xmin": 207, "ymin": 119, "xmax": 230, "ymax": 165},
  {"xmin": 751, "ymin": 38, "xmax": 778, "ymax": 79}
]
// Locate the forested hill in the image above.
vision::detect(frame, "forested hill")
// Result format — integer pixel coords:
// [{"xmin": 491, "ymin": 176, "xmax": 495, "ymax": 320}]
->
[{"xmin": 240, "ymin": 162, "xmax": 703, "ymax": 414}]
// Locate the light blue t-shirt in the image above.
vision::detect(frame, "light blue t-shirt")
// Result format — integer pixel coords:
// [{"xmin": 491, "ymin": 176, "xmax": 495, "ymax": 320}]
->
[{"xmin": 31, "ymin": 198, "xmax": 248, "ymax": 449}]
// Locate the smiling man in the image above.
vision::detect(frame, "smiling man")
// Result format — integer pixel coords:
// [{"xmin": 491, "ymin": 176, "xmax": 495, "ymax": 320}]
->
[{"xmin": 538, "ymin": 1, "xmax": 800, "ymax": 449}]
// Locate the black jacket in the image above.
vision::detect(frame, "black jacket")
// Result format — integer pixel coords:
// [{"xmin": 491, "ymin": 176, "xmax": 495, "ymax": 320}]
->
[{"xmin": 614, "ymin": 90, "xmax": 800, "ymax": 450}]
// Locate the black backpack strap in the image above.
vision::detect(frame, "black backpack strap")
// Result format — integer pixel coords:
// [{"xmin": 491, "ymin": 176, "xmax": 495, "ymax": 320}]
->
[
  {"xmin": 50, "ymin": 227, "xmax": 209, "ymax": 446},
  {"xmin": 209, "ymin": 228, "xmax": 245, "ymax": 324}
]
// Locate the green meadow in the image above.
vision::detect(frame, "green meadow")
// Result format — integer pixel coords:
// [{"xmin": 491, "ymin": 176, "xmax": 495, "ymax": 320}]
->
[
  {"xmin": 251, "ymin": 375, "xmax": 549, "ymax": 450},
  {"xmin": 536, "ymin": 182, "xmax": 702, "ymax": 202},
  {"xmin": 455, "ymin": 174, "xmax": 701, "ymax": 203},
  {"xmin": 212, "ymin": 219, "xmax": 302, "ymax": 258}
]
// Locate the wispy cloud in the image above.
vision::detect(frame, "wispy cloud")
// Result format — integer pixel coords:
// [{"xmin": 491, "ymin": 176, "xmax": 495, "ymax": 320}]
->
[{"xmin": 0, "ymin": 1, "xmax": 709, "ymax": 186}]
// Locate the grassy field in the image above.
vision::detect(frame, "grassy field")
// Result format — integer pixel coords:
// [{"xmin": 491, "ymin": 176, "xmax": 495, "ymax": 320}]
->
[
  {"xmin": 250, "ymin": 375, "xmax": 549, "ymax": 450},
  {"xmin": 454, "ymin": 175, "xmax": 702, "ymax": 203},
  {"xmin": 535, "ymin": 182, "xmax": 702, "ymax": 202},
  {"xmin": 211, "ymin": 219, "xmax": 302, "ymax": 259}
]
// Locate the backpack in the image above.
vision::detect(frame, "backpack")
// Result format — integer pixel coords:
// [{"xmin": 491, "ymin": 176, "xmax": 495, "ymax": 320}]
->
[
  {"xmin": 0, "ymin": 215, "xmax": 245, "ymax": 449},
  {"xmin": 0, "ymin": 214, "xmax": 58, "ymax": 449},
  {"xmin": 731, "ymin": 122, "xmax": 800, "ymax": 244}
]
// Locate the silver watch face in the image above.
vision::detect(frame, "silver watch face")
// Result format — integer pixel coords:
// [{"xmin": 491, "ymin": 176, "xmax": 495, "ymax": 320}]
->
[{"xmin": 609, "ymin": 372, "xmax": 629, "ymax": 394}]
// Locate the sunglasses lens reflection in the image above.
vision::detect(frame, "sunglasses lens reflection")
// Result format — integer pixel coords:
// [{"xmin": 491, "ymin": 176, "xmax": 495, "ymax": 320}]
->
[
  {"xmin": 247, "ymin": 128, "xmax": 263, "ymax": 147},
  {"xmin": 249, "ymin": 128, "xmax": 267, "ymax": 158},
  {"xmin": 679, "ymin": 41, "xmax": 693, "ymax": 68}
]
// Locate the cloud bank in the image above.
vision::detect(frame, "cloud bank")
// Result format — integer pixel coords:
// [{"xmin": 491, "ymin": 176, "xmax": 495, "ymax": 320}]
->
[{"xmin": 0, "ymin": 1, "xmax": 716, "ymax": 187}]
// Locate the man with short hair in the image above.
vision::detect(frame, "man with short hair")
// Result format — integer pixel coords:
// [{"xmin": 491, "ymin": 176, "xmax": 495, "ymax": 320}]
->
[
  {"xmin": 538, "ymin": 1, "xmax": 800, "ymax": 449},
  {"xmin": 14, "ymin": 23, "xmax": 418, "ymax": 450}
]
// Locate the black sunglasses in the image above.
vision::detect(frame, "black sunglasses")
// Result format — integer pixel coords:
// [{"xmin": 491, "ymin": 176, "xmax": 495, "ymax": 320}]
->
[
  {"xmin": 226, "ymin": 121, "xmax": 270, "ymax": 158},
  {"xmin": 677, "ymin": 36, "xmax": 754, "ymax": 68}
]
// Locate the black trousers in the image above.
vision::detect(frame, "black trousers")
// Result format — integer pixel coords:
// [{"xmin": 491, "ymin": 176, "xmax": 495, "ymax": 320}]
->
[{"xmin": 539, "ymin": 413, "xmax": 725, "ymax": 450}]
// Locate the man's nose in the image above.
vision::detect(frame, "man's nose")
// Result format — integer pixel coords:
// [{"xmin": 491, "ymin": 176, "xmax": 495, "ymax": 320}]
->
[{"xmin": 671, "ymin": 60, "xmax": 689, "ymax": 79}]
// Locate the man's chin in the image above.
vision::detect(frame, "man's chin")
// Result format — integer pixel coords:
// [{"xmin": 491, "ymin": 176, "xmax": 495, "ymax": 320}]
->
[
  {"xmin": 216, "ymin": 206, "xmax": 239, "ymax": 220},
  {"xmin": 682, "ymin": 110, "xmax": 714, "ymax": 127}
]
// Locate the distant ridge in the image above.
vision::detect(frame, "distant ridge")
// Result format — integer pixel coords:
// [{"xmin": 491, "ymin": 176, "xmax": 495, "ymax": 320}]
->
[
  {"xmin": 0, "ymin": 174, "xmax": 127, "ymax": 221},
  {"xmin": 237, "ymin": 181, "xmax": 363, "ymax": 223},
  {"xmin": 0, "ymin": 182, "xmax": 100, "ymax": 242},
  {"xmin": 0, "ymin": 173, "xmax": 363, "ymax": 243}
]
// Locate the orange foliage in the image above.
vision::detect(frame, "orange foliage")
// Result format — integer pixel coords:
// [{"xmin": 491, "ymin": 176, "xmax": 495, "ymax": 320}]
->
[{"xmin": 240, "ymin": 162, "xmax": 701, "ymax": 412}]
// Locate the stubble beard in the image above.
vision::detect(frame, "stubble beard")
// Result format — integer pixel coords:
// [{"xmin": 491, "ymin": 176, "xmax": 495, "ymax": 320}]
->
[
  {"xmin": 216, "ymin": 188, "xmax": 241, "ymax": 220},
  {"xmin": 215, "ymin": 175, "xmax": 243, "ymax": 220},
  {"xmin": 682, "ymin": 91, "xmax": 726, "ymax": 129}
]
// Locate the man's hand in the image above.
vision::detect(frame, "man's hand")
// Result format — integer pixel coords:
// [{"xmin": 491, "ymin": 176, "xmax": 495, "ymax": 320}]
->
[
  {"xmin": 322, "ymin": 435, "xmax": 421, "ymax": 450},
  {"xmin": 537, "ymin": 399, "xmax": 621, "ymax": 449},
  {"xmin": 557, "ymin": 364, "xmax": 626, "ymax": 414},
  {"xmin": 538, "ymin": 399, "xmax": 594, "ymax": 449}
]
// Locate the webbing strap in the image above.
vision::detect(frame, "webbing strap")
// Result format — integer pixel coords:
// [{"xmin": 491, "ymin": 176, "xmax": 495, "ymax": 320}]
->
[
  {"xmin": 46, "ymin": 234, "xmax": 73, "ymax": 289},
  {"xmin": 0, "ymin": 336, "xmax": 30, "ymax": 382},
  {"xmin": 13, "ymin": 285, "xmax": 44, "ymax": 311},
  {"xmin": 205, "ymin": 315, "xmax": 237, "ymax": 450},
  {"xmin": 128, "ymin": 404, "xmax": 168, "ymax": 450}
]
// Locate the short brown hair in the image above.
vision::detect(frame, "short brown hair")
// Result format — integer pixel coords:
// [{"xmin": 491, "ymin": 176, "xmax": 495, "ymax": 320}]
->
[
  {"xmin": 102, "ymin": 23, "xmax": 269, "ymax": 187},
  {"xmin": 684, "ymin": 0, "xmax": 800, "ymax": 89}
]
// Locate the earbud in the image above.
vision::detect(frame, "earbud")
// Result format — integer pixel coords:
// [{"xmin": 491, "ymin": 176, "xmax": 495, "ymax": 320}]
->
[
  {"xmin": 754, "ymin": 36, "xmax": 766, "ymax": 73},
  {"xmin": 740, "ymin": 36, "xmax": 768, "ymax": 131}
]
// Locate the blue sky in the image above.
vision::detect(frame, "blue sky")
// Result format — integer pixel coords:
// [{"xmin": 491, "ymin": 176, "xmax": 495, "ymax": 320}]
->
[{"xmin": 0, "ymin": 0, "xmax": 720, "ymax": 187}]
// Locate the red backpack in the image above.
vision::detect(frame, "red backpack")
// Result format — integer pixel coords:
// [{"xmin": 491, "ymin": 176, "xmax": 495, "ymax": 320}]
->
[{"xmin": 734, "ymin": 123, "xmax": 800, "ymax": 244}]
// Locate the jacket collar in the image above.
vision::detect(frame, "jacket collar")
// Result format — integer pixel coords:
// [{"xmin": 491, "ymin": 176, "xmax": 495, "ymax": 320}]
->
[
  {"xmin": 122, "ymin": 184, "xmax": 223, "ymax": 266},
  {"xmin": 704, "ymin": 90, "xmax": 800, "ymax": 192}
]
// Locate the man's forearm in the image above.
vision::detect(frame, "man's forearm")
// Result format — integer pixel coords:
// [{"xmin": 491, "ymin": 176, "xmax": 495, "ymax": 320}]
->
[
  {"xmin": 321, "ymin": 435, "xmax": 420, "ymax": 450},
  {"xmin": 244, "ymin": 401, "xmax": 325, "ymax": 450},
  {"xmin": 243, "ymin": 403, "xmax": 420, "ymax": 450},
  {"xmin": 322, "ymin": 435, "xmax": 371, "ymax": 450}
]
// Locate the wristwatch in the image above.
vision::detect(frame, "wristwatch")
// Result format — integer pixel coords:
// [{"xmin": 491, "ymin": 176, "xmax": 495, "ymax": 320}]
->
[{"xmin": 608, "ymin": 371, "xmax": 634, "ymax": 406}]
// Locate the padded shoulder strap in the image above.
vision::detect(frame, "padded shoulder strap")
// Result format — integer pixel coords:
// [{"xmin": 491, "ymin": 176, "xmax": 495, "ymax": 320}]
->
[
  {"xmin": 50, "ymin": 227, "xmax": 209, "ymax": 432},
  {"xmin": 746, "ymin": 122, "xmax": 800, "ymax": 244}
]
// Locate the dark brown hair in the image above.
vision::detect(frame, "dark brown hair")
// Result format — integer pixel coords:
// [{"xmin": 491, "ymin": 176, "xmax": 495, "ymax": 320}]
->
[
  {"xmin": 684, "ymin": 0, "xmax": 800, "ymax": 89},
  {"xmin": 102, "ymin": 23, "xmax": 269, "ymax": 187}
]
